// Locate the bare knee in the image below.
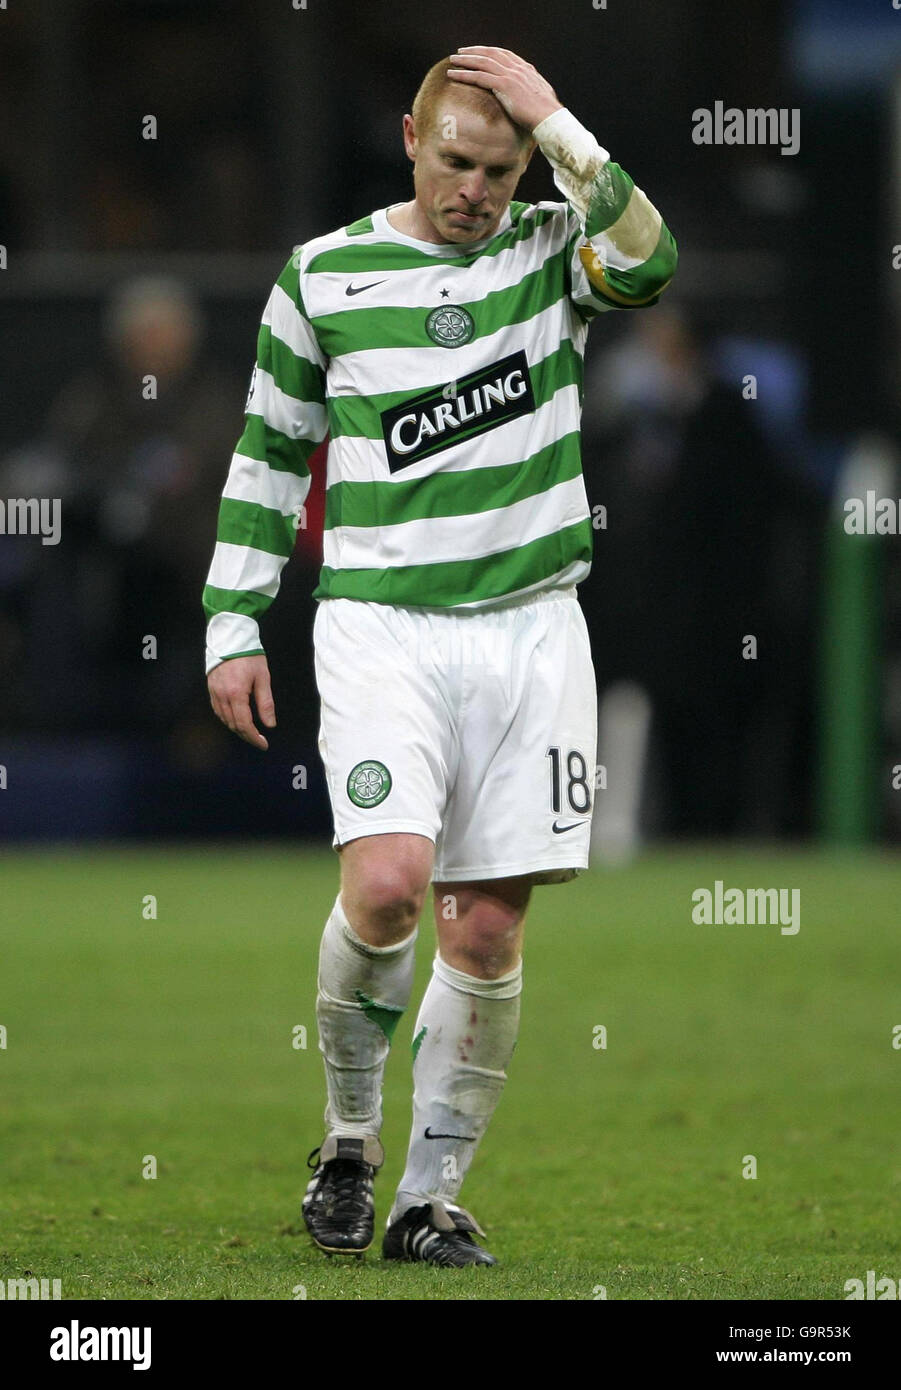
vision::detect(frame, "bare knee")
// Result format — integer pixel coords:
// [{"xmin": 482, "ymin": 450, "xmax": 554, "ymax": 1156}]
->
[
  {"xmin": 435, "ymin": 878, "xmax": 530, "ymax": 978},
  {"xmin": 453, "ymin": 919, "xmax": 521, "ymax": 977},
  {"xmin": 340, "ymin": 833, "xmax": 433, "ymax": 946}
]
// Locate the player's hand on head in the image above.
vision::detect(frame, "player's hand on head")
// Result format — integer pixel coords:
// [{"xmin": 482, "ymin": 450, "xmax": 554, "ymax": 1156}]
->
[
  {"xmin": 447, "ymin": 46, "xmax": 562, "ymax": 133},
  {"xmin": 207, "ymin": 653, "xmax": 276, "ymax": 751}
]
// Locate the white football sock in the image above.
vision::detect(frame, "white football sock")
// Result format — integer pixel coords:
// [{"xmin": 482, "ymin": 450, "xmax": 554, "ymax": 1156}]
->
[
  {"xmin": 316, "ymin": 894, "xmax": 417, "ymax": 1139},
  {"xmin": 390, "ymin": 953, "xmax": 522, "ymax": 1222}
]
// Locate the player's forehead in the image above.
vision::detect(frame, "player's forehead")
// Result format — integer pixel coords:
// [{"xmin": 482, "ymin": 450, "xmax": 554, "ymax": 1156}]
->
[{"xmin": 425, "ymin": 100, "xmax": 523, "ymax": 165}]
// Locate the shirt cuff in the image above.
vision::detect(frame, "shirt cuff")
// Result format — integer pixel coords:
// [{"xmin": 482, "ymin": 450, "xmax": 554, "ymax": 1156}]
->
[
  {"xmin": 533, "ymin": 107, "xmax": 610, "ymax": 181},
  {"xmin": 205, "ymin": 612, "xmax": 264, "ymax": 674}
]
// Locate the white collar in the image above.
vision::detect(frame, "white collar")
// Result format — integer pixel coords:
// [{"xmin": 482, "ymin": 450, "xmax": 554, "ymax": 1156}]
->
[{"xmin": 371, "ymin": 203, "xmax": 513, "ymax": 255}]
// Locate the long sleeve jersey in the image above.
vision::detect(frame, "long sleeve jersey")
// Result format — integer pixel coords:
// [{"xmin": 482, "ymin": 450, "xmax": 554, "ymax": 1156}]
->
[{"xmin": 203, "ymin": 107, "xmax": 677, "ymax": 672}]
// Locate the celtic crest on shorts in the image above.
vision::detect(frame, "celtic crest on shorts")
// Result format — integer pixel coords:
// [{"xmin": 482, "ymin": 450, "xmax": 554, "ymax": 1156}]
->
[
  {"xmin": 425, "ymin": 305, "xmax": 474, "ymax": 348},
  {"xmin": 346, "ymin": 759, "xmax": 393, "ymax": 808}
]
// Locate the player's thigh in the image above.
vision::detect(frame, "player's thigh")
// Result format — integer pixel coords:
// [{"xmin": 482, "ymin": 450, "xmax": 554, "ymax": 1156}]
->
[
  {"xmin": 314, "ymin": 598, "xmax": 455, "ymax": 850},
  {"xmin": 436, "ymin": 593, "xmax": 597, "ymax": 882}
]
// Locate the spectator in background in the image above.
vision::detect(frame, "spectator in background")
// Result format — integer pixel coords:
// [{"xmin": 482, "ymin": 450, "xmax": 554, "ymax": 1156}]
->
[
  {"xmin": 581, "ymin": 303, "xmax": 820, "ymax": 838},
  {"xmin": 0, "ymin": 277, "xmax": 245, "ymax": 737}
]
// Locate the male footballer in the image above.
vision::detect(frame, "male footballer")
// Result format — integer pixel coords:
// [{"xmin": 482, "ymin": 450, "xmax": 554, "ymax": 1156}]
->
[{"xmin": 203, "ymin": 46, "xmax": 676, "ymax": 1266}]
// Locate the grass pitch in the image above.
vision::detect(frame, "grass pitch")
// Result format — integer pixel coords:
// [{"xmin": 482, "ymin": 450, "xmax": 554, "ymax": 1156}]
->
[{"xmin": 1, "ymin": 843, "xmax": 898, "ymax": 1301}]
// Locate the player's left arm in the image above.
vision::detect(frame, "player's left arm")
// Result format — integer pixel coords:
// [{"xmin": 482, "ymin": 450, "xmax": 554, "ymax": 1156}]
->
[{"xmin": 448, "ymin": 46, "xmax": 677, "ymax": 312}]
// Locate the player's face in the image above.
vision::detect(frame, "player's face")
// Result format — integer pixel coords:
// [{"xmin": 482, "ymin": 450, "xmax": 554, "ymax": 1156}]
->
[{"xmin": 404, "ymin": 104, "xmax": 532, "ymax": 244}]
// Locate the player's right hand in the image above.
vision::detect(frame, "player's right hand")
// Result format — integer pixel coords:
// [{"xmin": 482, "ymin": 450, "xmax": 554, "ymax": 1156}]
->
[{"xmin": 207, "ymin": 653, "xmax": 276, "ymax": 751}]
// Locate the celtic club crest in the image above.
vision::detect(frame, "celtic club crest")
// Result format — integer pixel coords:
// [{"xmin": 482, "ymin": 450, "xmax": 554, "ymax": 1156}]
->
[
  {"xmin": 425, "ymin": 305, "xmax": 475, "ymax": 348},
  {"xmin": 346, "ymin": 760, "xmax": 393, "ymax": 808}
]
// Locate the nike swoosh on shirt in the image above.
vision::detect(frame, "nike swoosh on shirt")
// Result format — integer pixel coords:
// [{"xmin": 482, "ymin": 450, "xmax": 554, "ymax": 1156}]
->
[
  {"xmin": 552, "ymin": 820, "xmax": 588, "ymax": 834},
  {"xmin": 345, "ymin": 279, "xmax": 387, "ymax": 296},
  {"xmin": 424, "ymin": 1126, "xmax": 475, "ymax": 1142}
]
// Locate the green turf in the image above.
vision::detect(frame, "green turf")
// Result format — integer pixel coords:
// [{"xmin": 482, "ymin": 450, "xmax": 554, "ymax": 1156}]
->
[{"xmin": 1, "ymin": 843, "xmax": 898, "ymax": 1300}]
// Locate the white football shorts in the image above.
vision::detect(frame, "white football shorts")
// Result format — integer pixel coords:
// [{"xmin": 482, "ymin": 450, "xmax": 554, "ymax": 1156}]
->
[{"xmin": 313, "ymin": 586, "xmax": 598, "ymax": 884}]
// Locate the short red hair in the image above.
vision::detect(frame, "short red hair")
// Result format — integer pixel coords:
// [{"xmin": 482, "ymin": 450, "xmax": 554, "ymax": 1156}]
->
[{"xmin": 410, "ymin": 56, "xmax": 535, "ymax": 149}]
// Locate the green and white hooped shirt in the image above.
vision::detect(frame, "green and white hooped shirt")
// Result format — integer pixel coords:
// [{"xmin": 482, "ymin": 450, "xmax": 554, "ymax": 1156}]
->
[{"xmin": 203, "ymin": 108, "xmax": 677, "ymax": 672}]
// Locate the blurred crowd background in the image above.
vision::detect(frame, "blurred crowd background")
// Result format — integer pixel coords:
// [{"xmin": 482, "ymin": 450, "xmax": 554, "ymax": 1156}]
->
[{"xmin": 0, "ymin": 0, "xmax": 899, "ymax": 846}]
